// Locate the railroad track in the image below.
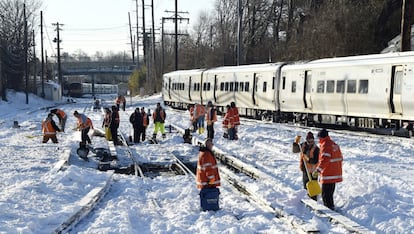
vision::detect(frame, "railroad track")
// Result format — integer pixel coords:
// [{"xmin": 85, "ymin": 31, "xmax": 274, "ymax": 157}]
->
[{"xmin": 169, "ymin": 123, "xmax": 373, "ymax": 233}]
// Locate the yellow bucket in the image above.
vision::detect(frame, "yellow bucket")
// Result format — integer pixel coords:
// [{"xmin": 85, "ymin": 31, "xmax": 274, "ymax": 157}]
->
[{"xmin": 306, "ymin": 180, "xmax": 322, "ymax": 197}]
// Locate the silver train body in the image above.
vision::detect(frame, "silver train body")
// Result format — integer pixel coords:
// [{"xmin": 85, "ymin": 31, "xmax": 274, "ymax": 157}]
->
[
  {"xmin": 68, "ymin": 82, "xmax": 119, "ymax": 97},
  {"xmin": 162, "ymin": 52, "xmax": 414, "ymax": 131}
]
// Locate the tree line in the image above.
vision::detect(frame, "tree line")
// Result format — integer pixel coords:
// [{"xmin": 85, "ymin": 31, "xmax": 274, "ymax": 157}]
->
[{"xmin": 1, "ymin": 0, "xmax": 413, "ymax": 100}]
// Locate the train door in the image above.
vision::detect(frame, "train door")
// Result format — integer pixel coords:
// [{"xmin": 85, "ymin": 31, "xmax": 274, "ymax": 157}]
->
[
  {"xmin": 390, "ymin": 65, "xmax": 403, "ymax": 114},
  {"xmin": 188, "ymin": 76, "xmax": 192, "ymax": 102},
  {"xmin": 303, "ymin": 70, "xmax": 312, "ymax": 109},
  {"xmin": 168, "ymin": 77, "xmax": 171, "ymax": 100},
  {"xmin": 253, "ymin": 73, "xmax": 258, "ymax": 106},
  {"xmin": 213, "ymin": 75, "xmax": 218, "ymax": 103}
]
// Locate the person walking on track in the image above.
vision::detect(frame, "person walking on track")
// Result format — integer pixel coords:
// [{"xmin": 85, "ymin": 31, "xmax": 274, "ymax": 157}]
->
[{"xmin": 313, "ymin": 129, "xmax": 343, "ymax": 210}]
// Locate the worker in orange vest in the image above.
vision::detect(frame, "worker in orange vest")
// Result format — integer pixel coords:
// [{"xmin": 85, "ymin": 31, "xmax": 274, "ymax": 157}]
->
[
  {"xmin": 196, "ymin": 138, "xmax": 221, "ymax": 211},
  {"xmin": 73, "ymin": 111, "xmax": 94, "ymax": 145},
  {"xmin": 50, "ymin": 108, "xmax": 67, "ymax": 132},
  {"xmin": 42, "ymin": 113, "xmax": 61, "ymax": 143},
  {"xmin": 140, "ymin": 107, "xmax": 149, "ymax": 141},
  {"xmin": 206, "ymin": 101, "xmax": 217, "ymax": 139},
  {"xmin": 313, "ymin": 129, "xmax": 343, "ymax": 210}
]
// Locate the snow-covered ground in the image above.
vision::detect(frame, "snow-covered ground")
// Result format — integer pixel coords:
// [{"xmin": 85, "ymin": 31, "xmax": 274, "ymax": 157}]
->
[{"xmin": 0, "ymin": 90, "xmax": 413, "ymax": 233}]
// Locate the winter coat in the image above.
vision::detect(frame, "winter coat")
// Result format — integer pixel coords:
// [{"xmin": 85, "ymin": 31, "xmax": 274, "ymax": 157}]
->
[
  {"xmin": 194, "ymin": 104, "xmax": 206, "ymax": 119},
  {"xmin": 196, "ymin": 147, "xmax": 221, "ymax": 189},
  {"xmin": 230, "ymin": 107, "xmax": 240, "ymax": 126},
  {"xmin": 76, "ymin": 114, "xmax": 93, "ymax": 130},
  {"xmin": 42, "ymin": 118, "xmax": 60, "ymax": 135},
  {"xmin": 110, "ymin": 110, "xmax": 120, "ymax": 128},
  {"xmin": 315, "ymin": 136, "xmax": 343, "ymax": 184},
  {"xmin": 153, "ymin": 108, "xmax": 166, "ymax": 123},
  {"xmin": 300, "ymin": 142, "xmax": 319, "ymax": 173},
  {"xmin": 206, "ymin": 107, "xmax": 217, "ymax": 125},
  {"xmin": 129, "ymin": 111, "xmax": 143, "ymax": 129}
]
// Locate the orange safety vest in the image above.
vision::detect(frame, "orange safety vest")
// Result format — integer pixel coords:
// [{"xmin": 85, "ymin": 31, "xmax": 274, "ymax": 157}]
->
[
  {"xmin": 42, "ymin": 119, "xmax": 57, "ymax": 135},
  {"xmin": 77, "ymin": 114, "xmax": 93, "ymax": 129},
  {"xmin": 206, "ymin": 107, "xmax": 217, "ymax": 125},
  {"xmin": 195, "ymin": 104, "xmax": 206, "ymax": 119},
  {"xmin": 56, "ymin": 109, "xmax": 66, "ymax": 119},
  {"xmin": 222, "ymin": 110, "xmax": 235, "ymax": 129},
  {"xmin": 300, "ymin": 143, "xmax": 318, "ymax": 173},
  {"xmin": 196, "ymin": 149, "xmax": 221, "ymax": 189},
  {"xmin": 152, "ymin": 109, "xmax": 165, "ymax": 121},
  {"xmin": 142, "ymin": 113, "xmax": 148, "ymax": 127},
  {"xmin": 230, "ymin": 107, "xmax": 240, "ymax": 126},
  {"xmin": 316, "ymin": 136, "xmax": 343, "ymax": 184}
]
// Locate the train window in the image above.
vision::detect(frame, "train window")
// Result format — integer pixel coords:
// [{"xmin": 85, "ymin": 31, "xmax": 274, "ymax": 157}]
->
[
  {"xmin": 347, "ymin": 80, "xmax": 356, "ymax": 93},
  {"xmin": 182, "ymin": 83, "xmax": 185, "ymax": 90},
  {"xmin": 326, "ymin": 80, "xmax": 335, "ymax": 93},
  {"xmin": 220, "ymin": 82, "xmax": 224, "ymax": 91},
  {"xmin": 282, "ymin": 76, "xmax": 286, "ymax": 90},
  {"xmin": 230, "ymin": 82, "xmax": 234, "ymax": 91},
  {"xmin": 394, "ymin": 70, "xmax": 403, "ymax": 94},
  {"xmin": 207, "ymin": 82, "xmax": 211, "ymax": 91},
  {"xmin": 272, "ymin": 77, "xmax": 275, "ymax": 90},
  {"xmin": 240, "ymin": 82, "xmax": 244, "ymax": 92},
  {"xmin": 317, "ymin": 81, "xmax": 325, "ymax": 93},
  {"xmin": 225, "ymin": 82, "xmax": 229, "ymax": 91},
  {"xmin": 203, "ymin": 83, "xmax": 207, "ymax": 91},
  {"xmin": 263, "ymin": 82, "xmax": 267, "ymax": 92},
  {"xmin": 336, "ymin": 81, "xmax": 345, "ymax": 93},
  {"xmin": 359, "ymin": 80, "xmax": 368, "ymax": 94},
  {"xmin": 245, "ymin": 82, "xmax": 249, "ymax": 92},
  {"xmin": 193, "ymin": 83, "xmax": 197, "ymax": 91},
  {"xmin": 291, "ymin": 81, "xmax": 296, "ymax": 93},
  {"xmin": 235, "ymin": 82, "xmax": 239, "ymax": 91}
]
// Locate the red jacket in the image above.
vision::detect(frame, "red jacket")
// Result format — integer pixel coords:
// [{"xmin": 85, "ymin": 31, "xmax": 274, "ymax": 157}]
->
[
  {"xmin": 196, "ymin": 147, "xmax": 221, "ymax": 189},
  {"xmin": 316, "ymin": 136, "xmax": 343, "ymax": 184}
]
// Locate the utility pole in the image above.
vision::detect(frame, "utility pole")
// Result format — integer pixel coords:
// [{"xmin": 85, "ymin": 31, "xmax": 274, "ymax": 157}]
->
[
  {"xmin": 52, "ymin": 22, "xmax": 63, "ymax": 99},
  {"xmin": 32, "ymin": 30, "xmax": 36, "ymax": 94},
  {"xmin": 128, "ymin": 12, "xmax": 136, "ymax": 64},
  {"xmin": 175, "ymin": 0, "xmax": 178, "ymax": 70},
  {"xmin": 162, "ymin": 11, "xmax": 189, "ymax": 72},
  {"xmin": 24, "ymin": 4, "xmax": 29, "ymax": 104},
  {"xmin": 237, "ymin": 0, "xmax": 243, "ymax": 65},
  {"xmin": 135, "ymin": 0, "xmax": 140, "ymax": 68},
  {"xmin": 151, "ymin": 0, "xmax": 156, "ymax": 93},
  {"xmin": 142, "ymin": 0, "xmax": 146, "ymax": 66},
  {"xmin": 40, "ymin": 11, "xmax": 45, "ymax": 97}
]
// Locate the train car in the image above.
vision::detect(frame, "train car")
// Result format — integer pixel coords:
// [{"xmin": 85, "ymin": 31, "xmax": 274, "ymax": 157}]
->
[
  {"xmin": 280, "ymin": 51, "xmax": 414, "ymax": 130},
  {"xmin": 162, "ymin": 69, "xmax": 205, "ymax": 109},
  {"xmin": 67, "ymin": 82, "xmax": 118, "ymax": 97},
  {"xmin": 202, "ymin": 63, "xmax": 285, "ymax": 119}
]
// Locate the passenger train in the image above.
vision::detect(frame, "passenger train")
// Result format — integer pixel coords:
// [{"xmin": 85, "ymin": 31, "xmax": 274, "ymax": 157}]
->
[
  {"xmin": 67, "ymin": 82, "xmax": 119, "ymax": 97},
  {"xmin": 162, "ymin": 51, "xmax": 414, "ymax": 135}
]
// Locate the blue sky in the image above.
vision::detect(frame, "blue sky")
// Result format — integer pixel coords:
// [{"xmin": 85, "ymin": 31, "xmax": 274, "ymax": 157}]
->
[{"xmin": 40, "ymin": 0, "xmax": 214, "ymax": 56}]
